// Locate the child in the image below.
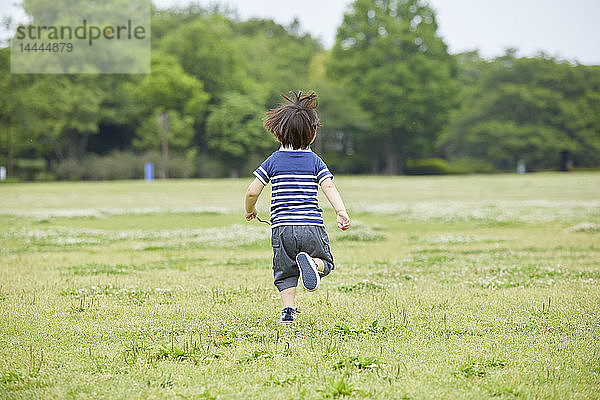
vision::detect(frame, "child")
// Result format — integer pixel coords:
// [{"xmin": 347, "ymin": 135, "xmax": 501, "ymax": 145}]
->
[{"xmin": 244, "ymin": 90, "xmax": 351, "ymax": 325}]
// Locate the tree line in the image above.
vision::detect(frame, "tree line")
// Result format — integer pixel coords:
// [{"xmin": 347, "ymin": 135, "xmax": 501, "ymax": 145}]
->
[{"xmin": 1, "ymin": 0, "xmax": 599, "ymax": 180}]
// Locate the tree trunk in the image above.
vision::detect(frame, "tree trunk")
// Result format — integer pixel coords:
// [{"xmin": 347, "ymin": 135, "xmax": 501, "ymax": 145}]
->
[
  {"xmin": 558, "ymin": 150, "xmax": 569, "ymax": 172},
  {"xmin": 158, "ymin": 112, "xmax": 169, "ymax": 179},
  {"xmin": 385, "ymin": 148, "xmax": 402, "ymax": 175},
  {"xmin": 79, "ymin": 131, "xmax": 90, "ymax": 161},
  {"xmin": 6, "ymin": 125, "xmax": 12, "ymax": 177},
  {"xmin": 44, "ymin": 156, "xmax": 52, "ymax": 172},
  {"xmin": 66, "ymin": 131, "xmax": 77, "ymax": 160},
  {"xmin": 370, "ymin": 155, "xmax": 379, "ymax": 175},
  {"xmin": 51, "ymin": 136, "xmax": 65, "ymax": 162}
]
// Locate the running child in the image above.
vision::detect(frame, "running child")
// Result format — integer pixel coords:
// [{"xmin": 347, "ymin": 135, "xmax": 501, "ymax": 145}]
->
[{"xmin": 244, "ymin": 90, "xmax": 351, "ymax": 325}]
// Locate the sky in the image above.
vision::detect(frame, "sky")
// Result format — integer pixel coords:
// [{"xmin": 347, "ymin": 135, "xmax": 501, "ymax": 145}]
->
[{"xmin": 1, "ymin": 0, "xmax": 599, "ymax": 64}]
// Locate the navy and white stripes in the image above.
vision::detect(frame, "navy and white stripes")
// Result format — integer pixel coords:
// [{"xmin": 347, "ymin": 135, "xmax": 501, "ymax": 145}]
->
[{"xmin": 253, "ymin": 149, "xmax": 333, "ymax": 228}]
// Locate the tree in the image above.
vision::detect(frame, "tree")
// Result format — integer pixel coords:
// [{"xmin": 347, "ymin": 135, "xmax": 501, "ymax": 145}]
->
[
  {"xmin": 234, "ymin": 18, "xmax": 322, "ymax": 108},
  {"xmin": 133, "ymin": 53, "xmax": 210, "ymax": 116},
  {"xmin": 133, "ymin": 110, "xmax": 195, "ymax": 153},
  {"xmin": 308, "ymin": 51, "xmax": 371, "ymax": 173},
  {"xmin": 130, "ymin": 53, "xmax": 209, "ymax": 177},
  {"xmin": 0, "ymin": 48, "xmax": 21, "ymax": 175},
  {"xmin": 205, "ymin": 92, "xmax": 272, "ymax": 177},
  {"xmin": 13, "ymin": 76, "xmax": 103, "ymax": 163},
  {"xmin": 327, "ymin": 0, "xmax": 458, "ymax": 174},
  {"xmin": 439, "ymin": 53, "xmax": 600, "ymax": 171},
  {"xmin": 0, "ymin": 51, "xmax": 93, "ymax": 174},
  {"xmin": 17, "ymin": 0, "xmax": 150, "ymax": 74},
  {"xmin": 158, "ymin": 14, "xmax": 246, "ymax": 100}
]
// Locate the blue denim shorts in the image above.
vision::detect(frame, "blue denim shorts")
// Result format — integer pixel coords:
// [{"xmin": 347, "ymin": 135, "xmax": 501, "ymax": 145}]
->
[{"xmin": 271, "ymin": 225, "xmax": 335, "ymax": 291}]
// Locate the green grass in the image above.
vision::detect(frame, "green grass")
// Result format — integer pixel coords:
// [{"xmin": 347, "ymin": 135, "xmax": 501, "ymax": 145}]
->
[{"xmin": 1, "ymin": 173, "xmax": 599, "ymax": 399}]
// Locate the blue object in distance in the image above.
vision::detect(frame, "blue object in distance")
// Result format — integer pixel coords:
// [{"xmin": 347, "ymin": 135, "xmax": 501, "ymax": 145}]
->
[{"xmin": 144, "ymin": 162, "xmax": 154, "ymax": 182}]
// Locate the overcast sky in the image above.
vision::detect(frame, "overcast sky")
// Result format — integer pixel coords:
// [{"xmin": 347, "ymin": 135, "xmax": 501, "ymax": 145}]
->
[{"xmin": 2, "ymin": 0, "xmax": 599, "ymax": 64}]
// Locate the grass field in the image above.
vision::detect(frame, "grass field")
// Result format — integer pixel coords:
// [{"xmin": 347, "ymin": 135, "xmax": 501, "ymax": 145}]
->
[{"xmin": 1, "ymin": 173, "xmax": 599, "ymax": 399}]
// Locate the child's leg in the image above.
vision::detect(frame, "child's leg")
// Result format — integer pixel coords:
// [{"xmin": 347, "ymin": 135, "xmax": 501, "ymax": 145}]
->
[
  {"xmin": 313, "ymin": 258, "xmax": 325, "ymax": 274},
  {"xmin": 280, "ymin": 286, "xmax": 296, "ymax": 308},
  {"xmin": 295, "ymin": 226, "xmax": 335, "ymax": 280},
  {"xmin": 272, "ymin": 226, "xmax": 300, "ymax": 291}
]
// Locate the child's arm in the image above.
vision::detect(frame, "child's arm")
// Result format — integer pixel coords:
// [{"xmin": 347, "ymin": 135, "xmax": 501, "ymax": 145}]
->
[
  {"xmin": 245, "ymin": 178, "xmax": 265, "ymax": 220},
  {"xmin": 320, "ymin": 178, "xmax": 350, "ymax": 230}
]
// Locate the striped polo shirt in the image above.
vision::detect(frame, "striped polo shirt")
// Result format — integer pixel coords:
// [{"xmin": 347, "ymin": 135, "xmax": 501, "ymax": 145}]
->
[{"xmin": 253, "ymin": 147, "xmax": 333, "ymax": 228}]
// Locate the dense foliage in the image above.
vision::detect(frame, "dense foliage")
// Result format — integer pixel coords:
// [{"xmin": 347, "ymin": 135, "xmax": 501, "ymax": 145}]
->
[
  {"xmin": 327, "ymin": 0, "xmax": 459, "ymax": 174},
  {"xmin": 439, "ymin": 51, "xmax": 600, "ymax": 171},
  {"xmin": 1, "ymin": 1, "xmax": 599, "ymax": 180}
]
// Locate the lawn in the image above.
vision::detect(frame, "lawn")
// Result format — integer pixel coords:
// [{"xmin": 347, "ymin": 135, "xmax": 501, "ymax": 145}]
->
[{"xmin": 1, "ymin": 173, "xmax": 599, "ymax": 399}]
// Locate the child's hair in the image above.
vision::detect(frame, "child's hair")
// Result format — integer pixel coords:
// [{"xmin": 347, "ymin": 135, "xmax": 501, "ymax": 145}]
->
[{"xmin": 263, "ymin": 90, "xmax": 321, "ymax": 149}]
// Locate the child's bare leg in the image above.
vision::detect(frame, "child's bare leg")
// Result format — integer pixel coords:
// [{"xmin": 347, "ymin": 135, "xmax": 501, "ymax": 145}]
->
[
  {"xmin": 280, "ymin": 286, "xmax": 296, "ymax": 308},
  {"xmin": 313, "ymin": 258, "xmax": 325, "ymax": 274}
]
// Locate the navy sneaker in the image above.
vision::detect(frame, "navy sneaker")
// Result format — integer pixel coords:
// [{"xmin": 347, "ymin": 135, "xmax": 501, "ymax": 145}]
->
[
  {"xmin": 279, "ymin": 307, "xmax": 297, "ymax": 325},
  {"xmin": 296, "ymin": 252, "xmax": 320, "ymax": 291}
]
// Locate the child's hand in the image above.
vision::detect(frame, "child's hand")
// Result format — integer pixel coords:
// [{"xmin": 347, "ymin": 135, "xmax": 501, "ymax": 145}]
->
[
  {"xmin": 245, "ymin": 207, "xmax": 257, "ymax": 221},
  {"xmin": 336, "ymin": 210, "xmax": 350, "ymax": 230}
]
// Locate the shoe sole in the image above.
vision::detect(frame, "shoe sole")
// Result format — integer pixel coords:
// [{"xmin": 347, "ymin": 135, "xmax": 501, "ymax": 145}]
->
[{"xmin": 296, "ymin": 252, "xmax": 320, "ymax": 291}]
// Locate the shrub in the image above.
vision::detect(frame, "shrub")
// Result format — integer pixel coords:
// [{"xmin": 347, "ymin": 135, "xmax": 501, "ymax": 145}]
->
[
  {"xmin": 195, "ymin": 154, "xmax": 229, "ymax": 178},
  {"xmin": 33, "ymin": 172, "xmax": 57, "ymax": 181},
  {"xmin": 56, "ymin": 159, "xmax": 84, "ymax": 180},
  {"xmin": 447, "ymin": 157, "xmax": 495, "ymax": 174},
  {"xmin": 13, "ymin": 159, "xmax": 47, "ymax": 180},
  {"xmin": 55, "ymin": 151, "xmax": 195, "ymax": 181},
  {"xmin": 165, "ymin": 156, "xmax": 195, "ymax": 179},
  {"xmin": 322, "ymin": 151, "xmax": 371, "ymax": 174},
  {"xmin": 82, "ymin": 152, "xmax": 143, "ymax": 180},
  {"xmin": 404, "ymin": 158, "xmax": 449, "ymax": 175}
]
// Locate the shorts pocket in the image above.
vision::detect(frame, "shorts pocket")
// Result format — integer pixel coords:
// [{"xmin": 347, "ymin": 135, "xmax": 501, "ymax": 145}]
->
[{"xmin": 271, "ymin": 232, "xmax": 280, "ymax": 248}]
